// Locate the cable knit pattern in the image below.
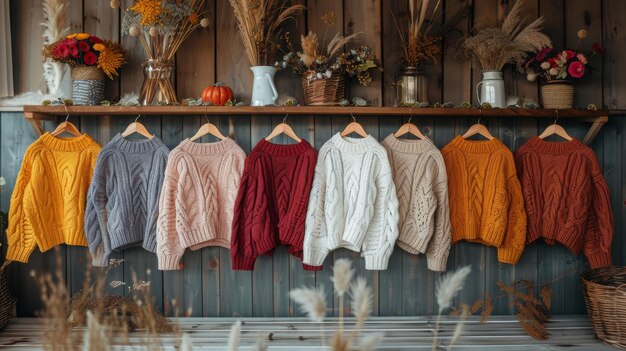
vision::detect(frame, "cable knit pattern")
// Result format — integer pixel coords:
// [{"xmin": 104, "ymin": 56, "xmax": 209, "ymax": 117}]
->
[
  {"xmin": 6, "ymin": 133, "xmax": 101, "ymax": 263},
  {"xmin": 303, "ymin": 133, "xmax": 400, "ymax": 270},
  {"xmin": 84, "ymin": 134, "xmax": 169, "ymax": 267},
  {"xmin": 442, "ymin": 136, "xmax": 527, "ymax": 264},
  {"xmin": 231, "ymin": 139, "xmax": 318, "ymax": 271},
  {"xmin": 156, "ymin": 138, "xmax": 245, "ymax": 270},
  {"xmin": 515, "ymin": 137, "xmax": 613, "ymax": 268},
  {"xmin": 381, "ymin": 135, "xmax": 451, "ymax": 271}
]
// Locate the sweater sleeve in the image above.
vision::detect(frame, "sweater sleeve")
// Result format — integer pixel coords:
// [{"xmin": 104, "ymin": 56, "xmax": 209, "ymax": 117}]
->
[
  {"xmin": 230, "ymin": 157, "xmax": 270, "ymax": 270},
  {"xmin": 156, "ymin": 153, "xmax": 183, "ymax": 270},
  {"xmin": 583, "ymin": 167, "xmax": 613, "ymax": 268},
  {"xmin": 84, "ymin": 152, "xmax": 111, "ymax": 267},
  {"xmin": 497, "ymin": 175, "xmax": 527, "ymax": 264},
  {"xmin": 143, "ymin": 148, "xmax": 169, "ymax": 252},
  {"xmin": 425, "ymin": 157, "xmax": 451, "ymax": 271},
  {"xmin": 302, "ymin": 157, "xmax": 329, "ymax": 267},
  {"xmin": 6, "ymin": 148, "xmax": 36, "ymax": 263},
  {"xmin": 362, "ymin": 157, "xmax": 400, "ymax": 270}
]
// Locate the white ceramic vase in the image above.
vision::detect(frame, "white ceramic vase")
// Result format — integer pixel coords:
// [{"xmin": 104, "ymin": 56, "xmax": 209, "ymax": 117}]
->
[
  {"xmin": 250, "ymin": 66, "xmax": 278, "ymax": 106},
  {"xmin": 476, "ymin": 70, "xmax": 506, "ymax": 108}
]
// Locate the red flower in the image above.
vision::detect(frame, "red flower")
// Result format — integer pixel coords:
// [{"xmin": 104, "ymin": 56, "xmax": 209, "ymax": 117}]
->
[
  {"xmin": 78, "ymin": 40, "xmax": 91, "ymax": 52},
  {"xmin": 68, "ymin": 44, "xmax": 78, "ymax": 57},
  {"xmin": 57, "ymin": 44, "xmax": 69, "ymax": 58},
  {"xmin": 564, "ymin": 50, "xmax": 575, "ymax": 60},
  {"xmin": 548, "ymin": 57, "xmax": 560, "ymax": 67},
  {"xmin": 592, "ymin": 43, "xmax": 605, "ymax": 55},
  {"xmin": 83, "ymin": 51, "xmax": 97, "ymax": 65},
  {"xmin": 66, "ymin": 38, "xmax": 78, "ymax": 46},
  {"xmin": 568, "ymin": 61, "xmax": 585, "ymax": 78},
  {"xmin": 89, "ymin": 36, "xmax": 103, "ymax": 44},
  {"xmin": 535, "ymin": 47, "xmax": 552, "ymax": 61}
]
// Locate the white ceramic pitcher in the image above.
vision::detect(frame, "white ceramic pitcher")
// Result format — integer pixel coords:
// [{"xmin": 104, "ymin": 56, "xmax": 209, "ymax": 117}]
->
[
  {"xmin": 250, "ymin": 66, "xmax": 279, "ymax": 106},
  {"xmin": 476, "ymin": 70, "xmax": 506, "ymax": 108}
]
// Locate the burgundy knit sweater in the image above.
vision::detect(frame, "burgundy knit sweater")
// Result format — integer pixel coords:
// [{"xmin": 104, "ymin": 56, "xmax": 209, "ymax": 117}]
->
[
  {"xmin": 231, "ymin": 138, "xmax": 320, "ymax": 270},
  {"xmin": 515, "ymin": 137, "xmax": 613, "ymax": 268}
]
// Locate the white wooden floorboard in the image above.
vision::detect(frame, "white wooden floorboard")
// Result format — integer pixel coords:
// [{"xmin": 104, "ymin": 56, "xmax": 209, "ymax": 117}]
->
[{"xmin": 0, "ymin": 316, "xmax": 615, "ymax": 350}]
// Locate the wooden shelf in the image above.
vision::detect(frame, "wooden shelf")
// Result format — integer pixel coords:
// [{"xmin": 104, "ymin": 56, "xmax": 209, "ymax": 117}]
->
[{"xmin": 21, "ymin": 105, "xmax": 610, "ymax": 144}]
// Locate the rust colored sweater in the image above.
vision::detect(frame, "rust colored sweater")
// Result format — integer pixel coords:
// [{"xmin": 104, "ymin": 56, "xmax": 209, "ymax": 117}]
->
[
  {"xmin": 442, "ymin": 136, "xmax": 527, "ymax": 264},
  {"xmin": 515, "ymin": 137, "xmax": 613, "ymax": 268}
]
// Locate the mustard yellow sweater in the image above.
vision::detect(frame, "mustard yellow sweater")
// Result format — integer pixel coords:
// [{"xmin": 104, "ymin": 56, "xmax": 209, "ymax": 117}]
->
[
  {"xmin": 6, "ymin": 133, "xmax": 101, "ymax": 262},
  {"xmin": 442, "ymin": 136, "xmax": 527, "ymax": 264}
]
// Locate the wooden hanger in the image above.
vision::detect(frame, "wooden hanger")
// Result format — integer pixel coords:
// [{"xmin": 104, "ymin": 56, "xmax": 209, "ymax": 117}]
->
[
  {"xmin": 538, "ymin": 112, "xmax": 573, "ymax": 141},
  {"xmin": 265, "ymin": 114, "xmax": 302, "ymax": 142},
  {"xmin": 462, "ymin": 116, "xmax": 494, "ymax": 140},
  {"xmin": 190, "ymin": 109, "xmax": 227, "ymax": 141},
  {"xmin": 340, "ymin": 113, "xmax": 369, "ymax": 138},
  {"xmin": 51, "ymin": 104, "xmax": 82, "ymax": 137},
  {"xmin": 121, "ymin": 115, "xmax": 154, "ymax": 139},
  {"xmin": 394, "ymin": 115, "xmax": 426, "ymax": 140}
]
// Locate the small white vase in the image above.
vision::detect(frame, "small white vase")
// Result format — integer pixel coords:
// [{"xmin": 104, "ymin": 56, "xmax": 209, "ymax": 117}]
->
[
  {"xmin": 476, "ymin": 70, "xmax": 506, "ymax": 108},
  {"xmin": 250, "ymin": 66, "xmax": 278, "ymax": 106}
]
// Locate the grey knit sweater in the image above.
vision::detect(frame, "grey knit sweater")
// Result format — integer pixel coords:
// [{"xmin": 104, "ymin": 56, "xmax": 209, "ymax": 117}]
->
[{"xmin": 85, "ymin": 134, "xmax": 169, "ymax": 266}]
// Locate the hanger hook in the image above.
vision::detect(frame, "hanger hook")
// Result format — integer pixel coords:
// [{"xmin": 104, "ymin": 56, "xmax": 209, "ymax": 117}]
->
[
  {"xmin": 408, "ymin": 107, "xmax": 414, "ymax": 124},
  {"xmin": 62, "ymin": 103, "xmax": 70, "ymax": 122},
  {"xmin": 554, "ymin": 109, "xmax": 559, "ymax": 125},
  {"xmin": 477, "ymin": 117, "xmax": 482, "ymax": 125},
  {"xmin": 350, "ymin": 112, "xmax": 356, "ymax": 123},
  {"xmin": 282, "ymin": 107, "xmax": 288, "ymax": 124},
  {"xmin": 134, "ymin": 114, "xmax": 141, "ymax": 123},
  {"xmin": 204, "ymin": 104, "xmax": 210, "ymax": 123}
]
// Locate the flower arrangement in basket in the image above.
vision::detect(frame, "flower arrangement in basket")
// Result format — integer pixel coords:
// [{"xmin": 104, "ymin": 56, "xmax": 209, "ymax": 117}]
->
[
  {"xmin": 43, "ymin": 33, "xmax": 127, "ymax": 105},
  {"xmin": 391, "ymin": 0, "xmax": 442, "ymax": 105},
  {"xmin": 116, "ymin": 0, "xmax": 210, "ymax": 105},
  {"xmin": 275, "ymin": 12, "xmax": 382, "ymax": 106},
  {"xmin": 524, "ymin": 29, "xmax": 604, "ymax": 109}
]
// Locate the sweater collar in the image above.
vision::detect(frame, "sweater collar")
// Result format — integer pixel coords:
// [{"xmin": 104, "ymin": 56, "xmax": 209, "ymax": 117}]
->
[
  {"xmin": 330, "ymin": 132, "xmax": 380, "ymax": 154},
  {"xmin": 525, "ymin": 136, "xmax": 584, "ymax": 154},
  {"xmin": 449, "ymin": 135, "xmax": 504, "ymax": 153},
  {"xmin": 179, "ymin": 137, "xmax": 238, "ymax": 155},
  {"xmin": 40, "ymin": 132, "xmax": 95, "ymax": 152},
  {"xmin": 110, "ymin": 133, "xmax": 164, "ymax": 153},
  {"xmin": 383, "ymin": 134, "xmax": 435, "ymax": 154},
  {"xmin": 255, "ymin": 138, "xmax": 313, "ymax": 156}
]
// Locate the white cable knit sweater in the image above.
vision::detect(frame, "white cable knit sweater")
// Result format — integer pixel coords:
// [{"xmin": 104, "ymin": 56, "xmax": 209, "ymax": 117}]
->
[
  {"xmin": 303, "ymin": 133, "xmax": 400, "ymax": 270},
  {"xmin": 381, "ymin": 135, "xmax": 451, "ymax": 271}
]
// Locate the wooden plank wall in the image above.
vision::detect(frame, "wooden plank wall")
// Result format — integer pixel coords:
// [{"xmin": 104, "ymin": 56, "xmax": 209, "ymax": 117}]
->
[{"xmin": 3, "ymin": 0, "xmax": 626, "ymax": 317}]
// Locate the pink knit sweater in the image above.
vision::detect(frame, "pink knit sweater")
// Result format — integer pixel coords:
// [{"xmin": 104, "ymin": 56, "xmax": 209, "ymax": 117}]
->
[{"xmin": 156, "ymin": 138, "xmax": 245, "ymax": 270}]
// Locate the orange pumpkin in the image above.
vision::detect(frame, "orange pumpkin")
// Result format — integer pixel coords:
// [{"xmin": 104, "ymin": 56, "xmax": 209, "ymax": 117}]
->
[{"xmin": 201, "ymin": 83, "xmax": 234, "ymax": 106}]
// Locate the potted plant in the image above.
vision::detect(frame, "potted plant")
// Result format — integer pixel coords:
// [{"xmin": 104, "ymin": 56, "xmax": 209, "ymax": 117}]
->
[
  {"xmin": 43, "ymin": 34, "xmax": 127, "ymax": 105},
  {"xmin": 392, "ymin": 0, "xmax": 442, "ymax": 105},
  {"xmin": 524, "ymin": 30, "xmax": 604, "ymax": 109},
  {"xmin": 229, "ymin": 0, "xmax": 304, "ymax": 106},
  {"xmin": 275, "ymin": 12, "xmax": 381, "ymax": 106},
  {"xmin": 462, "ymin": 0, "xmax": 551, "ymax": 108},
  {"xmin": 118, "ymin": 0, "xmax": 210, "ymax": 105}
]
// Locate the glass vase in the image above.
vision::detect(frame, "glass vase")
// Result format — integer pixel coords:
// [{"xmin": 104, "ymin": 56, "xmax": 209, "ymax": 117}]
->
[
  {"xmin": 396, "ymin": 66, "xmax": 427, "ymax": 106},
  {"xmin": 139, "ymin": 59, "xmax": 176, "ymax": 105}
]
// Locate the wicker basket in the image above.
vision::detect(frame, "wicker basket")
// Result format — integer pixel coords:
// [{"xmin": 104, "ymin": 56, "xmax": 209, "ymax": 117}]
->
[
  {"xmin": 581, "ymin": 266, "xmax": 626, "ymax": 349},
  {"xmin": 302, "ymin": 73, "xmax": 347, "ymax": 106},
  {"xmin": 0, "ymin": 267, "xmax": 15, "ymax": 330},
  {"xmin": 541, "ymin": 80, "xmax": 574, "ymax": 109}
]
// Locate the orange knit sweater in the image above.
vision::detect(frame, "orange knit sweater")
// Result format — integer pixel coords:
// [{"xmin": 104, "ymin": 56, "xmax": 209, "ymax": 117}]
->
[{"xmin": 442, "ymin": 136, "xmax": 527, "ymax": 264}]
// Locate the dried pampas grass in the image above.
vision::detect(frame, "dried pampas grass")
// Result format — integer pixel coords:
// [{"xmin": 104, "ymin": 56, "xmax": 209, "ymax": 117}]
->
[
  {"xmin": 350, "ymin": 277, "xmax": 373, "ymax": 329},
  {"xmin": 82, "ymin": 311, "xmax": 110, "ymax": 351},
  {"xmin": 41, "ymin": 0, "xmax": 70, "ymax": 95},
  {"xmin": 436, "ymin": 265, "xmax": 471, "ymax": 314},
  {"xmin": 290, "ymin": 286, "xmax": 327, "ymax": 323},
  {"xmin": 462, "ymin": 0, "xmax": 551, "ymax": 71},
  {"xmin": 227, "ymin": 320, "xmax": 242, "ymax": 351}
]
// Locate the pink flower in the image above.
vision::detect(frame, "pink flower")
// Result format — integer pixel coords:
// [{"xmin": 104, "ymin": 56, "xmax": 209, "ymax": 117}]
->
[
  {"xmin": 83, "ymin": 51, "xmax": 97, "ymax": 65},
  {"xmin": 577, "ymin": 53, "xmax": 587, "ymax": 64},
  {"xmin": 535, "ymin": 47, "xmax": 552, "ymax": 61},
  {"xmin": 548, "ymin": 57, "xmax": 560, "ymax": 67},
  {"xmin": 78, "ymin": 40, "xmax": 90, "ymax": 52},
  {"xmin": 568, "ymin": 61, "xmax": 585, "ymax": 78},
  {"xmin": 564, "ymin": 50, "xmax": 576, "ymax": 60}
]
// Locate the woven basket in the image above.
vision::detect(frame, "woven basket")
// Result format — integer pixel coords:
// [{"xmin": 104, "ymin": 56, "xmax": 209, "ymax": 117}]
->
[
  {"xmin": 581, "ymin": 266, "xmax": 626, "ymax": 349},
  {"xmin": 541, "ymin": 80, "xmax": 574, "ymax": 109},
  {"xmin": 71, "ymin": 66, "xmax": 105, "ymax": 106},
  {"xmin": 0, "ymin": 267, "xmax": 15, "ymax": 330},
  {"xmin": 302, "ymin": 73, "xmax": 347, "ymax": 106}
]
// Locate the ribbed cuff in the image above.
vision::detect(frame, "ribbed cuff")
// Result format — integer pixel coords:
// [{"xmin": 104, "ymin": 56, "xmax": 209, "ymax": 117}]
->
[
  {"xmin": 427, "ymin": 251, "xmax": 449, "ymax": 272},
  {"xmin": 90, "ymin": 245, "xmax": 109, "ymax": 267},
  {"xmin": 364, "ymin": 253, "xmax": 392, "ymax": 270},
  {"xmin": 158, "ymin": 254, "xmax": 184, "ymax": 270},
  {"xmin": 396, "ymin": 236, "xmax": 429, "ymax": 255},
  {"xmin": 232, "ymin": 255, "xmax": 256, "ymax": 270},
  {"xmin": 586, "ymin": 251, "xmax": 612, "ymax": 268},
  {"xmin": 303, "ymin": 263, "xmax": 323, "ymax": 271},
  {"xmin": 6, "ymin": 245, "xmax": 32, "ymax": 263},
  {"xmin": 498, "ymin": 246, "xmax": 524, "ymax": 264},
  {"xmin": 302, "ymin": 247, "xmax": 328, "ymax": 267}
]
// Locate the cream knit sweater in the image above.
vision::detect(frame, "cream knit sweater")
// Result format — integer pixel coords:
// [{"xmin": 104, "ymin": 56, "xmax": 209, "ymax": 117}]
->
[
  {"xmin": 303, "ymin": 133, "xmax": 400, "ymax": 270},
  {"xmin": 156, "ymin": 138, "xmax": 245, "ymax": 270},
  {"xmin": 381, "ymin": 135, "xmax": 451, "ymax": 271}
]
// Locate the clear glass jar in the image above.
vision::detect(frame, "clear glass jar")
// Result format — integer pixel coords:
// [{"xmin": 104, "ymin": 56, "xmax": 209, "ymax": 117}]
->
[
  {"xmin": 139, "ymin": 59, "xmax": 176, "ymax": 105},
  {"xmin": 396, "ymin": 66, "xmax": 427, "ymax": 106}
]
